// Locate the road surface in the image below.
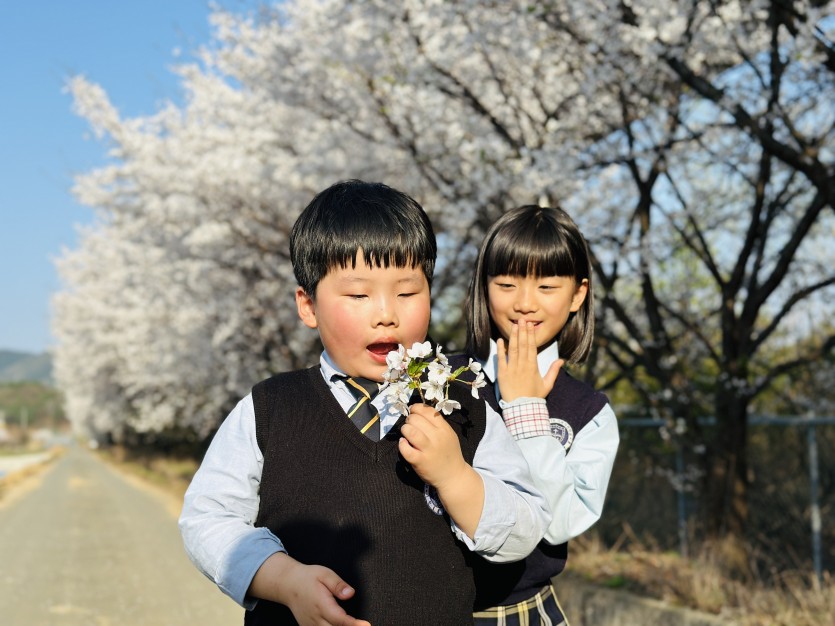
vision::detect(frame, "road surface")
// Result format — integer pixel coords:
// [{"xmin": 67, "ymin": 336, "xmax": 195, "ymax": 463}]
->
[{"xmin": 0, "ymin": 445, "xmax": 244, "ymax": 625}]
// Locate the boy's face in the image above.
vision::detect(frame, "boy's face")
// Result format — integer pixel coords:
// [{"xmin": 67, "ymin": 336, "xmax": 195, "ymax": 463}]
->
[{"xmin": 296, "ymin": 249, "xmax": 431, "ymax": 382}]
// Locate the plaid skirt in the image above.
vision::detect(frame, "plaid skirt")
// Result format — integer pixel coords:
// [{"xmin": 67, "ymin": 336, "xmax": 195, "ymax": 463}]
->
[{"xmin": 472, "ymin": 584, "xmax": 567, "ymax": 626}]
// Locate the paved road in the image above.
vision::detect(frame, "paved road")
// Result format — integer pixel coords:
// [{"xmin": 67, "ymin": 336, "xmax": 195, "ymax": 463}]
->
[{"xmin": 0, "ymin": 445, "xmax": 244, "ymax": 625}]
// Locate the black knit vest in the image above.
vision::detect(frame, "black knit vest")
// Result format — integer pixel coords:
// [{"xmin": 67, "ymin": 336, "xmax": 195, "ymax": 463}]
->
[
  {"xmin": 247, "ymin": 366, "xmax": 487, "ymax": 626},
  {"xmin": 449, "ymin": 354, "xmax": 609, "ymax": 608}
]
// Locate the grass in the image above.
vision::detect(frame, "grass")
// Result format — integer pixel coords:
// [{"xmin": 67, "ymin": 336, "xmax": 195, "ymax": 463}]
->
[
  {"xmin": 98, "ymin": 445, "xmax": 197, "ymax": 499},
  {"xmin": 569, "ymin": 526, "xmax": 834, "ymax": 626}
]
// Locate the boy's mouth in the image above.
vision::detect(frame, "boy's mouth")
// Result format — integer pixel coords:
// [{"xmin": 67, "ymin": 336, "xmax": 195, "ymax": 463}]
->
[{"xmin": 367, "ymin": 342, "xmax": 400, "ymax": 361}]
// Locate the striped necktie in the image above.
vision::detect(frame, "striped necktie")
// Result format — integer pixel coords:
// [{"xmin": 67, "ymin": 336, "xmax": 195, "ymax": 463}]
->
[{"xmin": 343, "ymin": 377, "xmax": 381, "ymax": 441}]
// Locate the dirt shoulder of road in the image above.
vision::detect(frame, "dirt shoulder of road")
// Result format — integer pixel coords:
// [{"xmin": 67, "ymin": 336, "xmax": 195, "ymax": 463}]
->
[
  {"xmin": 93, "ymin": 447, "xmax": 193, "ymax": 519},
  {"xmin": 0, "ymin": 448, "xmax": 64, "ymax": 509}
]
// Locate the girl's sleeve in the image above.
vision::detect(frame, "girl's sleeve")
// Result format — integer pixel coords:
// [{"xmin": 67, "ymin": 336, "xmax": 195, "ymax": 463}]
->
[
  {"xmin": 178, "ymin": 394, "xmax": 285, "ymax": 608},
  {"xmin": 512, "ymin": 402, "xmax": 619, "ymax": 545}
]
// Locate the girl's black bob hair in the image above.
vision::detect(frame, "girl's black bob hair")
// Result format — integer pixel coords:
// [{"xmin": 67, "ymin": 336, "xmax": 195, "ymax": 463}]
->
[
  {"xmin": 290, "ymin": 179, "xmax": 436, "ymax": 296},
  {"xmin": 465, "ymin": 205, "xmax": 595, "ymax": 363}
]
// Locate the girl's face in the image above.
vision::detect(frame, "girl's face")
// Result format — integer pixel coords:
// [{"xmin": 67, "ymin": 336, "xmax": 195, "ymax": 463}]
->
[{"xmin": 487, "ymin": 274, "xmax": 588, "ymax": 349}]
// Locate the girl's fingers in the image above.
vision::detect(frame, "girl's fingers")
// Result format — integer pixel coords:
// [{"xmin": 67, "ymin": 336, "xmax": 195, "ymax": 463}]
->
[
  {"xmin": 496, "ymin": 337, "xmax": 507, "ymax": 374},
  {"xmin": 497, "ymin": 337, "xmax": 506, "ymax": 359},
  {"xmin": 542, "ymin": 358, "xmax": 564, "ymax": 394},
  {"xmin": 518, "ymin": 320, "xmax": 531, "ymax": 359},
  {"xmin": 507, "ymin": 322, "xmax": 519, "ymax": 359},
  {"xmin": 525, "ymin": 321, "xmax": 537, "ymax": 359}
]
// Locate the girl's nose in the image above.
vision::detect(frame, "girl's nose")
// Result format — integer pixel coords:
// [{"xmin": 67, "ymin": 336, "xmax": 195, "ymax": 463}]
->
[{"xmin": 513, "ymin": 286, "xmax": 536, "ymax": 313}]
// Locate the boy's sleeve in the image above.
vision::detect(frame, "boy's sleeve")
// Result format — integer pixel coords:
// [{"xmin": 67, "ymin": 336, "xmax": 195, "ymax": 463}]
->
[
  {"xmin": 450, "ymin": 403, "xmax": 551, "ymax": 562},
  {"xmin": 178, "ymin": 394, "xmax": 285, "ymax": 608}
]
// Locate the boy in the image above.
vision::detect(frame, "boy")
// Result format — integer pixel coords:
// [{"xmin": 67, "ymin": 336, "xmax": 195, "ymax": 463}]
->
[{"xmin": 179, "ymin": 180, "xmax": 550, "ymax": 626}]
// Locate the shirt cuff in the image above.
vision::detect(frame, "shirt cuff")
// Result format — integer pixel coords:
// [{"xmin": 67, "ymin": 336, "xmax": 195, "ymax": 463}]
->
[
  {"xmin": 217, "ymin": 530, "xmax": 285, "ymax": 608},
  {"xmin": 500, "ymin": 397, "xmax": 551, "ymax": 440},
  {"xmin": 454, "ymin": 473, "xmax": 515, "ymax": 556}
]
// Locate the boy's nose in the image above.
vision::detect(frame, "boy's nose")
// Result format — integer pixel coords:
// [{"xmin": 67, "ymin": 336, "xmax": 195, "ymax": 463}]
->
[{"xmin": 373, "ymin": 297, "xmax": 398, "ymax": 326}]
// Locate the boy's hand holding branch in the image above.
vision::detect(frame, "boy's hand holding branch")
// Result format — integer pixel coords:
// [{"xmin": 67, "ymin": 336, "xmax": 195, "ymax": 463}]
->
[{"xmin": 399, "ymin": 404, "xmax": 485, "ymax": 539}]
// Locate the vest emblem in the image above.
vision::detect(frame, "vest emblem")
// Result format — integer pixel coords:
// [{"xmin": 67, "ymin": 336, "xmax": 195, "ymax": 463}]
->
[
  {"xmin": 424, "ymin": 484, "xmax": 445, "ymax": 515},
  {"xmin": 550, "ymin": 419, "xmax": 574, "ymax": 450}
]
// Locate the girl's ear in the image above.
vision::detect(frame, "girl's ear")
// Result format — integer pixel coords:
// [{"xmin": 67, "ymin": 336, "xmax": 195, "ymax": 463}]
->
[
  {"xmin": 295, "ymin": 287, "xmax": 318, "ymax": 329},
  {"xmin": 570, "ymin": 278, "xmax": 589, "ymax": 312}
]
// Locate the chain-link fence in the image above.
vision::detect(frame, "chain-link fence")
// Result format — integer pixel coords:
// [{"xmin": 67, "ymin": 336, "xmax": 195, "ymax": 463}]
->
[{"xmin": 595, "ymin": 415, "xmax": 834, "ymax": 583}]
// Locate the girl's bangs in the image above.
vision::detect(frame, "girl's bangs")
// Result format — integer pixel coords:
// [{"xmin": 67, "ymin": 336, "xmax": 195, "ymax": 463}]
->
[{"xmin": 485, "ymin": 226, "xmax": 577, "ymax": 278}]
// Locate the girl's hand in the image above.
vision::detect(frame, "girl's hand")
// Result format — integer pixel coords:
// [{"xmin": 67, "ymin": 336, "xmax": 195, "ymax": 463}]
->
[{"xmin": 496, "ymin": 321, "xmax": 563, "ymax": 402}]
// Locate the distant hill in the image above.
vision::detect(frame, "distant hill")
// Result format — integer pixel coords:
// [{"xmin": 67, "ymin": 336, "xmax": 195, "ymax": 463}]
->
[{"xmin": 0, "ymin": 350, "xmax": 53, "ymax": 385}]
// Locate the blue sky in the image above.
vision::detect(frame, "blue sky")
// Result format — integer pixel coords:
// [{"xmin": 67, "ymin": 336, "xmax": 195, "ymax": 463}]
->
[{"xmin": 0, "ymin": 1, "xmax": 246, "ymax": 354}]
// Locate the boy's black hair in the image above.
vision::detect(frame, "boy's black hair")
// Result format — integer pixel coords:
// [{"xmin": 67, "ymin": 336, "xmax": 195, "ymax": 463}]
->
[
  {"xmin": 466, "ymin": 205, "xmax": 595, "ymax": 364},
  {"xmin": 290, "ymin": 179, "xmax": 436, "ymax": 296}
]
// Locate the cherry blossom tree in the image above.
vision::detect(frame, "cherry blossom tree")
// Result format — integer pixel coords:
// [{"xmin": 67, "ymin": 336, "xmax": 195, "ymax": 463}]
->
[{"xmin": 53, "ymin": 0, "xmax": 833, "ymax": 547}]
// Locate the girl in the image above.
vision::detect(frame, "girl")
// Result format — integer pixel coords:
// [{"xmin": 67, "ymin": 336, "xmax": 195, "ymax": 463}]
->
[{"xmin": 458, "ymin": 205, "xmax": 620, "ymax": 625}]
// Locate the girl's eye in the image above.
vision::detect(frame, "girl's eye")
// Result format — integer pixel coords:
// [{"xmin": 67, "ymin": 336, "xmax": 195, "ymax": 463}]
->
[
  {"xmin": 398, "ymin": 292, "xmax": 417, "ymax": 298},
  {"xmin": 348, "ymin": 294, "xmax": 368, "ymax": 300}
]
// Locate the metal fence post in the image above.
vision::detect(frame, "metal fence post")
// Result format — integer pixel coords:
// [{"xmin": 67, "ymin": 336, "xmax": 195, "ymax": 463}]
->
[
  {"xmin": 807, "ymin": 422, "xmax": 822, "ymax": 587},
  {"xmin": 676, "ymin": 445, "xmax": 688, "ymax": 558}
]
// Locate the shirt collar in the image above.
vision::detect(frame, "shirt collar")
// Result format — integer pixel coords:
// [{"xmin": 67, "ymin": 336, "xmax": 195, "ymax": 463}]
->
[
  {"xmin": 482, "ymin": 338, "xmax": 560, "ymax": 383},
  {"xmin": 319, "ymin": 350, "xmax": 386, "ymax": 390},
  {"xmin": 320, "ymin": 350, "xmax": 343, "ymax": 380}
]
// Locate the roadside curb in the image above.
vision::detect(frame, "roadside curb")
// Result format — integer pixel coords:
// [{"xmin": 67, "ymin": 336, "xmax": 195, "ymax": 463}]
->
[{"xmin": 557, "ymin": 575, "xmax": 736, "ymax": 626}]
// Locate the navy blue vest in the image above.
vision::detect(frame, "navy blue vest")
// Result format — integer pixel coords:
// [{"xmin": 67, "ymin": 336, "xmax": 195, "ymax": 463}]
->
[
  {"xmin": 449, "ymin": 354, "xmax": 608, "ymax": 608},
  {"xmin": 248, "ymin": 366, "xmax": 486, "ymax": 625}
]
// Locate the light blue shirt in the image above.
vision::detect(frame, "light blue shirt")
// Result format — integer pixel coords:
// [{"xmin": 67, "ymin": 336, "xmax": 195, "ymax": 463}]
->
[
  {"xmin": 482, "ymin": 339, "xmax": 619, "ymax": 546},
  {"xmin": 179, "ymin": 351, "xmax": 550, "ymax": 608}
]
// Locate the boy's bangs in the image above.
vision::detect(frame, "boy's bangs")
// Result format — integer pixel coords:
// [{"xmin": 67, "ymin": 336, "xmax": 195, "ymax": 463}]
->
[
  {"xmin": 486, "ymin": 225, "xmax": 577, "ymax": 278},
  {"xmin": 330, "ymin": 232, "xmax": 426, "ymax": 272}
]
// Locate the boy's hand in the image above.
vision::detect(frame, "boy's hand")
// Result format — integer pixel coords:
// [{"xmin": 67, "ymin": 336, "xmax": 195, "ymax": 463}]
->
[
  {"xmin": 496, "ymin": 321, "xmax": 563, "ymax": 402},
  {"xmin": 399, "ymin": 404, "xmax": 484, "ymax": 539},
  {"xmin": 399, "ymin": 403, "xmax": 467, "ymax": 489},
  {"xmin": 249, "ymin": 553, "xmax": 371, "ymax": 626}
]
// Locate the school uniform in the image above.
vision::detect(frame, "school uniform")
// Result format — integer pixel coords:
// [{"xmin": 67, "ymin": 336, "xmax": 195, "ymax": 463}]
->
[
  {"xmin": 179, "ymin": 350, "xmax": 551, "ymax": 624},
  {"xmin": 452, "ymin": 340, "xmax": 619, "ymax": 625}
]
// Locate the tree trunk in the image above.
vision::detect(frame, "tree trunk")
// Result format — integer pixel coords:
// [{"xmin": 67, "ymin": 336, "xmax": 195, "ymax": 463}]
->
[{"xmin": 701, "ymin": 392, "xmax": 751, "ymax": 574}]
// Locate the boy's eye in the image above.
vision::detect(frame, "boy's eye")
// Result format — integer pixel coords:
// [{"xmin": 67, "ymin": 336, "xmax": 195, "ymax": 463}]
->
[
  {"xmin": 398, "ymin": 292, "xmax": 417, "ymax": 298},
  {"xmin": 347, "ymin": 294, "xmax": 368, "ymax": 300}
]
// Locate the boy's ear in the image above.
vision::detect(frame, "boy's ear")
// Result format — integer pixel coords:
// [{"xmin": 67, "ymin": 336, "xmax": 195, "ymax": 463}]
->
[
  {"xmin": 570, "ymin": 278, "xmax": 589, "ymax": 312},
  {"xmin": 295, "ymin": 287, "xmax": 318, "ymax": 329}
]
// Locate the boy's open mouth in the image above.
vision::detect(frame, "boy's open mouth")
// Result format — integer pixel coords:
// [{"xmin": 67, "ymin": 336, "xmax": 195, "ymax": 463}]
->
[{"xmin": 367, "ymin": 342, "xmax": 399, "ymax": 356}]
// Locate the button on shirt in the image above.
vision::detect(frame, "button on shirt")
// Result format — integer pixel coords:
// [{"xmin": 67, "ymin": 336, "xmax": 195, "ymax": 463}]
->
[
  {"xmin": 178, "ymin": 351, "xmax": 550, "ymax": 608},
  {"xmin": 481, "ymin": 339, "xmax": 620, "ymax": 546}
]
